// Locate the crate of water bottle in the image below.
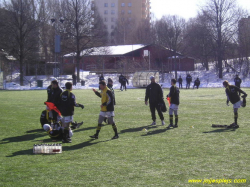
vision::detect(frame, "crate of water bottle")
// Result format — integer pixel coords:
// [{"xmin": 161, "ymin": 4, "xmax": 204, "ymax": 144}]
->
[{"xmin": 33, "ymin": 144, "xmax": 62, "ymax": 154}]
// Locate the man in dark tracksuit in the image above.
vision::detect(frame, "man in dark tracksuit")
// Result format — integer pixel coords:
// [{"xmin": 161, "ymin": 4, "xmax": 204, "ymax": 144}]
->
[
  {"xmin": 167, "ymin": 79, "xmax": 180, "ymax": 128},
  {"xmin": 145, "ymin": 76, "xmax": 165, "ymax": 126},
  {"xmin": 186, "ymin": 74, "xmax": 192, "ymax": 89},
  {"xmin": 223, "ymin": 81, "xmax": 247, "ymax": 128},
  {"xmin": 90, "ymin": 81, "xmax": 119, "ymax": 139},
  {"xmin": 121, "ymin": 76, "xmax": 129, "ymax": 91},
  {"xmin": 178, "ymin": 76, "xmax": 183, "ymax": 89},
  {"xmin": 59, "ymin": 82, "xmax": 84, "ymax": 143}
]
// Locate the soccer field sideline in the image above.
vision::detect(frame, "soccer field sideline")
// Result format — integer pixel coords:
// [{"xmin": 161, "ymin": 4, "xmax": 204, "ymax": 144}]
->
[{"xmin": 0, "ymin": 88, "xmax": 250, "ymax": 186}]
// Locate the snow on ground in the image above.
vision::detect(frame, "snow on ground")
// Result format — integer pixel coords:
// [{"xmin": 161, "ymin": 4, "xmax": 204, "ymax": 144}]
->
[{"xmin": 3, "ymin": 65, "xmax": 250, "ymax": 90}]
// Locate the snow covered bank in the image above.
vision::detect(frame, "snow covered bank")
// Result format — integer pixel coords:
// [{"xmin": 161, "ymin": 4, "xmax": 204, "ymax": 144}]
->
[{"xmin": 3, "ymin": 67, "xmax": 250, "ymax": 90}]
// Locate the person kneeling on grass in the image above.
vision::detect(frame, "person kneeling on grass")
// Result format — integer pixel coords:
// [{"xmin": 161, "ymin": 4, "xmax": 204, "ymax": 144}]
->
[
  {"xmin": 90, "ymin": 81, "xmax": 119, "ymax": 140},
  {"xmin": 59, "ymin": 82, "xmax": 84, "ymax": 143},
  {"xmin": 43, "ymin": 123, "xmax": 73, "ymax": 140},
  {"xmin": 167, "ymin": 79, "xmax": 180, "ymax": 128},
  {"xmin": 223, "ymin": 81, "xmax": 247, "ymax": 128}
]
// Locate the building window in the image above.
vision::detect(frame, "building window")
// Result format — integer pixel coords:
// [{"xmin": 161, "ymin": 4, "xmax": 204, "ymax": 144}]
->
[
  {"xmin": 121, "ymin": 3, "xmax": 125, "ymax": 7},
  {"xmin": 111, "ymin": 25, "xmax": 114, "ymax": 29},
  {"xmin": 104, "ymin": 17, "xmax": 108, "ymax": 22},
  {"xmin": 111, "ymin": 17, "xmax": 115, "ymax": 22},
  {"xmin": 128, "ymin": 3, "xmax": 132, "ymax": 7},
  {"xmin": 104, "ymin": 10, "xmax": 108, "ymax": 14},
  {"xmin": 128, "ymin": 10, "xmax": 132, "ymax": 14},
  {"xmin": 121, "ymin": 10, "xmax": 125, "ymax": 14},
  {"xmin": 111, "ymin": 10, "xmax": 115, "ymax": 14},
  {"xmin": 111, "ymin": 3, "xmax": 115, "ymax": 7},
  {"xmin": 104, "ymin": 3, "xmax": 108, "ymax": 7}
]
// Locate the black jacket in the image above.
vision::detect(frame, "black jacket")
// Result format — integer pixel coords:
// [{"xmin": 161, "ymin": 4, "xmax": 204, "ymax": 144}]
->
[
  {"xmin": 47, "ymin": 85, "xmax": 53, "ymax": 102},
  {"xmin": 59, "ymin": 90, "xmax": 77, "ymax": 116},
  {"xmin": 145, "ymin": 82, "xmax": 163, "ymax": 104},
  {"xmin": 169, "ymin": 85, "xmax": 180, "ymax": 105},
  {"xmin": 52, "ymin": 87, "xmax": 63, "ymax": 107},
  {"xmin": 178, "ymin": 78, "xmax": 183, "ymax": 83},
  {"xmin": 225, "ymin": 85, "xmax": 246, "ymax": 104},
  {"xmin": 234, "ymin": 77, "xmax": 242, "ymax": 87},
  {"xmin": 121, "ymin": 77, "xmax": 128, "ymax": 85},
  {"xmin": 194, "ymin": 79, "xmax": 200, "ymax": 86}
]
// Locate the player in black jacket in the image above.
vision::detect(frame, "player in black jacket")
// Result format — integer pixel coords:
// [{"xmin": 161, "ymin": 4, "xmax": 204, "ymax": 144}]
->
[
  {"xmin": 186, "ymin": 74, "xmax": 192, "ymax": 89},
  {"xmin": 234, "ymin": 75, "xmax": 242, "ymax": 88},
  {"xmin": 167, "ymin": 79, "xmax": 180, "ymax": 128},
  {"xmin": 193, "ymin": 78, "xmax": 200, "ymax": 89},
  {"xmin": 223, "ymin": 81, "xmax": 247, "ymax": 128},
  {"xmin": 121, "ymin": 76, "xmax": 129, "ymax": 91},
  {"xmin": 45, "ymin": 79, "xmax": 63, "ymax": 122},
  {"xmin": 178, "ymin": 76, "xmax": 183, "ymax": 89},
  {"xmin": 145, "ymin": 76, "xmax": 165, "ymax": 126},
  {"xmin": 59, "ymin": 82, "xmax": 84, "ymax": 143}
]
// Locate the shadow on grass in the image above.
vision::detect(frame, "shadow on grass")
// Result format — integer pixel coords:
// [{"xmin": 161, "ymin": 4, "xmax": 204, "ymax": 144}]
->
[
  {"xmin": 0, "ymin": 132, "xmax": 47, "ymax": 144},
  {"xmin": 6, "ymin": 149, "xmax": 33, "ymax": 157},
  {"xmin": 203, "ymin": 128, "xmax": 237, "ymax": 133},
  {"xmin": 141, "ymin": 127, "xmax": 173, "ymax": 136},
  {"xmin": 63, "ymin": 139, "xmax": 111, "ymax": 151},
  {"xmin": 73, "ymin": 126, "xmax": 97, "ymax": 133},
  {"xmin": 120, "ymin": 125, "xmax": 158, "ymax": 134},
  {"xmin": 26, "ymin": 129, "xmax": 44, "ymax": 133}
]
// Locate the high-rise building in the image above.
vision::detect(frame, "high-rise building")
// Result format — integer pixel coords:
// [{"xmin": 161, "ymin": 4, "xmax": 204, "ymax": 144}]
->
[
  {"xmin": 238, "ymin": 16, "xmax": 250, "ymax": 56},
  {"xmin": 92, "ymin": 0, "xmax": 151, "ymax": 43}
]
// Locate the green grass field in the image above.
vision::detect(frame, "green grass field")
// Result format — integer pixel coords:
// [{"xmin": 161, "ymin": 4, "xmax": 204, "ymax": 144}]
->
[{"xmin": 0, "ymin": 88, "xmax": 250, "ymax": 187}]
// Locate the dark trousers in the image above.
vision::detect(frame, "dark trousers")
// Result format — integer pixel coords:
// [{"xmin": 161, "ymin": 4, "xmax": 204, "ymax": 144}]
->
[
  {"xmin": 150, "ymin": 102, "xmax": 164, "ymax": 122},
  {"xmin": 120, "ymin": 83, "xmax": 126, "ymax": 91},
  {"xmin": 186, "ymin": 82, "xmax": 190, "ymax": 89},
  {"xmin": 179, "ymin": 82, "xmax": 182, "ymax": 88}
]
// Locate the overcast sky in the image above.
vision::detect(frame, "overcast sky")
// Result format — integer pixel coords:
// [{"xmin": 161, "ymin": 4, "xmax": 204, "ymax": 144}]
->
[{"xmin": 151, "ymin": 0, "xmax": 250, "ymax": 20}]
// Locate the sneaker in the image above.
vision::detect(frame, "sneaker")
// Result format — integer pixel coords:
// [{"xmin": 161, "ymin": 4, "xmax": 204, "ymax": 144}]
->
[
  {"xmin": 167, "ymin": 124, "xmax": 174, "ymax": 129},
  {"xmin": 150, "ymin": 121, "xmax": 156, "ymax": 126},
  {"xmin": 174, "ymin": 124, "xmax": 178, "ymax": 128},
  {"xmin": 112, "ymin": 135, "xmax": 119, "ymax": 139},
  {"xmin": 89, "ymin": 135, "xmax": 98, "ymax": 139},
  {"xmin": 75, "ymin": 121, "xmax": 83, "ymax": 129},
  {"xmin": 161, "ymin": 120, "xmax": 165, "ymax": 126}
]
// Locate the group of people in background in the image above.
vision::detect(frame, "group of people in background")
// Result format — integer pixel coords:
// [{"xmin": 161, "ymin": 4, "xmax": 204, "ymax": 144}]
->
[
  {"xmin": 177, "ymin": 74, "xmax": 242, "ymax": 90},
  {"xmin": 177, "ymin": 74, "xmax": 200, "ymax": 89}
]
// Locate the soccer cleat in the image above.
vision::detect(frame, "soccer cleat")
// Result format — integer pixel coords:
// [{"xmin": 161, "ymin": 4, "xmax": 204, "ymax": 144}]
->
[
  {"xmin": 174, "ymin": 124, "xmax": 178, "ymax": 128},
  {"xmin": 62, "ymin": 138, "xmax": 72, "ymax": 143},
  {"xmin": 150, "ymin": 121, "xmax": 156, "ymax": 126},
  {"xmin": 167, "ymin": 124, "xmax": 174, "ymax": 129},
  {"xmin": 112, "ymin": 135, "xmax": 119, "ymax": 139},
  {"xmin": 89, "ymin": 135, "xmax": 98, "ymax": 139},
  {"xmin": 161, "ymin": 120, "xmax": 165, "ymax": 126}
]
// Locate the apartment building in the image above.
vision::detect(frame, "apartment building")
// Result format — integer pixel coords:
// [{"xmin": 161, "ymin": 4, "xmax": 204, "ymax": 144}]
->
[{"xmin": 92, "ymin": 0, "xmax": 150, "ymax": 40}]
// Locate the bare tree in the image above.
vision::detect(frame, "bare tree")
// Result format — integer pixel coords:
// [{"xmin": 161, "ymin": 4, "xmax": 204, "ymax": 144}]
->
[
  {"xmin": 183, "ymin": 15, "xmax": 215, "ymax": 70},
  {"xmin": 0, "ymin": 0, "xmax": 40, "ymax": 85},
  {"xmin": 132, "ymin": 19, "xmax": 153, "ymax": 44},
  {"xmin": 59, "ymin": 0, "xmax": 108, "ymax": 82},
  {"xmin": 113, "ymin": 17, "xmax": 137, "ymax": 45},
  {"xmin": 238, "ymin": 16, "xmax": 250, "ymax": 77},
  {"xmin": 201, "ymin": 0, "xmax": 244, "ymax": 78},
  {"xmin": 154, "ymin": 15, "xmax": 186, "ymax": 78}
]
